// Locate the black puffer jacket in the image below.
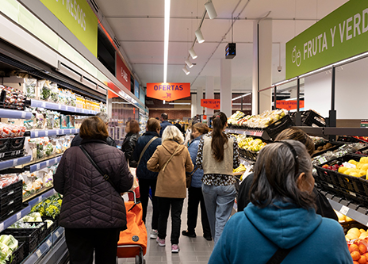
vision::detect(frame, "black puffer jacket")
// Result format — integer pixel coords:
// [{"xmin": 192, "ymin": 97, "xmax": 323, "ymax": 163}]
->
[
  {"xmin": 54, "ymin": 139, "xmax": 133, "ymax": 229},
  {"xmin": 121, "ymin": 132, "xmax": 139, "ymax": 167}
]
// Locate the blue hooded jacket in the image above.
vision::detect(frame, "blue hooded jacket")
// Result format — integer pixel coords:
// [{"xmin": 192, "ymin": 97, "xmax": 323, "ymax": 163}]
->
[
  {"xmin": 132, "ymin": 131, "xmax": 162, "ymax": 180},
  {"xmin": 187, "ymin": 135, "xmax": 204, "ymax": 188},
  {"xmin": 209, "ymin": 201, "xmax": 352, "ymax": 264},
  {"xmin": 160, "ymin": 121, "xmax": 172, "ymax": 137}
]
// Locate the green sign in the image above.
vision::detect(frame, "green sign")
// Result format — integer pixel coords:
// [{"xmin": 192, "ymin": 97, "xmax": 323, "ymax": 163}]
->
[
  {"xmin": 40, "ymin": 0, "xmax": 98, "ymax": 57},
  {"xmin": 286, "ymin": 0, "xmax": 368, "ymax": 79}
]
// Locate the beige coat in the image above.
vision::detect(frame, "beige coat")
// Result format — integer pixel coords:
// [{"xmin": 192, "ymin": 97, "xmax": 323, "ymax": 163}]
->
[{"xmin": 147, "ymin": 140, "xmax": 194, "ymax": 198}]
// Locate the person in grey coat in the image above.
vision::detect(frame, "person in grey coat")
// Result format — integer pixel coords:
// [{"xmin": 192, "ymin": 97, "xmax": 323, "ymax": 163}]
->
[{"xmin": 182, "ymin": 123, "xmax": 212, "ymax": 241}]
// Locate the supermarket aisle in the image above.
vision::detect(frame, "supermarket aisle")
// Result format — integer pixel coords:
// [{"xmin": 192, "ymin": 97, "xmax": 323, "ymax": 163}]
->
[{"xmin": 118, "ymin": 198, "xmax": 214, "ymax": 264}]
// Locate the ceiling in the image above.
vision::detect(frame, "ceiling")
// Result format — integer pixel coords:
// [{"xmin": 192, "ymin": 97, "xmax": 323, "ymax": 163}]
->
[{"xmin": 95, "ymin": 0, "xmax": 349, "ymax": 93}]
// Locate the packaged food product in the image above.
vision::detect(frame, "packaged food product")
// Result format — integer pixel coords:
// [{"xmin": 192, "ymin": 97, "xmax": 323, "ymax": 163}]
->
[
  {"xmin": 24, "ymin": 78, "xmax": 37, "ymax": 99},
  {"xmin": 38, "ymin": 80, "xmax": 51, "ymax": 101},
  {"xmin": 49, "ymin": 83, "xmax": 59, "ymax": 103},
  {"xmin": 0, "ymin": 123, "xmax": 26, "ymax": 138}
]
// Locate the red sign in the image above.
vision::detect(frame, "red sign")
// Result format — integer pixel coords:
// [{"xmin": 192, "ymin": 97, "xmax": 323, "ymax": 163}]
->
[
  {"xmin": 276, "ymin": 100, "xmax": 305, "ymax": 110},
  {"xmin": 146, "ymin": 83, "xmax": 190, "ymax": 101},
  {"xmin": 201, "ymin": 99, "xmax": 220, "ymax": 109},
  {"xmin": 116, "ymin": 54, "xmax": 131, "ymax": 89}
]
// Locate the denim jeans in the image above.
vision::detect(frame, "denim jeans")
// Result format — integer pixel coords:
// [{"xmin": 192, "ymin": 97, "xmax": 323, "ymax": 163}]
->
[{"xmin": 202, "ymin": 183, "xmax": 237, "ymax": 245}]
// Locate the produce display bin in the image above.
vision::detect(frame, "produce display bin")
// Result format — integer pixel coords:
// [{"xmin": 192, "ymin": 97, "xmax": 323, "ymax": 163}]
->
[
  {"xmin": 239, "ymin": 148, "xmax": 258, "ymax": 162},
  {"xmin": 291, "ymin": 110, "xmax": 326, "ymax": 127},
  {"xmin": 9, "ymin": 138, "xmax": 25, "ymax": 151},
  {"xmin": 0, "ymin": 196, "xmax": 22, "ymax": 219},
  {"xmin": 312, "ymin": 142, "xmax": 344, "ymax": 158},
  {"xmin": 2, "ymin": 228, "xmax": 38, "ymax": 256},
  {"xmin": 263, "ymin": 115, "xmax": 294, "ymax": 140},
  {"xmin": 6, "ymin": 241, "xmax": 25, "ymax": 264},
  {"xmin": 23, "ymin": 222, "xmax": 47, "ymax": 244}
]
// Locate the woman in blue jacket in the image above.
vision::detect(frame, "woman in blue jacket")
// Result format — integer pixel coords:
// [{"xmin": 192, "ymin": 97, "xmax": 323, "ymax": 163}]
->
[
  {"xmin": 182, "ymin": 123, "xmax": 212, "ymax": 241},
  {"xmin": 209, "ymin": 140, "xmax": 352, "ymax": 264}
]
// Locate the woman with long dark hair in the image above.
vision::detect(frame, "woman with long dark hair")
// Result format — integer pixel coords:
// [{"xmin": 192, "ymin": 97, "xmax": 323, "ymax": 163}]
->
[
  {"xmin": 121, "ymin": 120, "xmax": 140, "ymax": 167},
  {"xmin": 196, "ymin": 112, "xmax": 239, "ymax": 245}
]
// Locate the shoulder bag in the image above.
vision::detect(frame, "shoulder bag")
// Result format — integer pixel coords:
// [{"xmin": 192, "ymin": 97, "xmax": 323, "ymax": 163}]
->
[
  {"xmin": 160, "ymin": 145, "xmax": 180, "ymax": 173},
  {"xmin": 79, "ymin": 145, "xmax": 122, "ymax": 199},
  {"xmin": 137, "ymin": 136, "xmax": 158, "ymax": 166},
  {"xmin": 186, "ymin": 167, "xmax": 198, "ymax": 188}
]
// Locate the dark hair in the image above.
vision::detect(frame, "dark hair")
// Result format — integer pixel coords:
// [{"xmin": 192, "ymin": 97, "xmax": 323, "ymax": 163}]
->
[
  {"xmin": 147, "ymin": 118, "xmax": 160, "ymax": 132},
  {"xmin": 161, "ymin": 113, "xmax": 168, "ymax": 120},
  {"xmin": 211, "ymin": 112, "xmax": 228, "ymax": 162},
  {"xmin": 155, "ymin": 117, "xmax": 159, "ymax": 120},
  {"xmin": 275, "ymin": 127, "xmax": 315, "ymax": 156},
  {"xmin": 127, "ymin": 120, "xmax": 140, "ymax": 134},
  {"xmin": 250, "ymin": 140, "xmax": 315, "ymax": 210},
  {"xmin": 80, "ymin": 116, "xmax": 108, "ymax": 140},
  {"xmin": 193, "ymin": 123, "xmax": 209, "ymax": 135}
]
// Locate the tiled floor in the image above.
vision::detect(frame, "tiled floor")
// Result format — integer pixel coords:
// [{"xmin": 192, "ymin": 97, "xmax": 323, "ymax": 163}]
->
[{"xmin": 118, "ymin": 198, "xmax": 214, "ymax": 264}]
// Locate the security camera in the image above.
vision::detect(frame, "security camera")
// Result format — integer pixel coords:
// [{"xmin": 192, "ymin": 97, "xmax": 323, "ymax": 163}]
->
[{"xmin": 277, "ymin": 66, "xmax": 282, "ymax": 72}]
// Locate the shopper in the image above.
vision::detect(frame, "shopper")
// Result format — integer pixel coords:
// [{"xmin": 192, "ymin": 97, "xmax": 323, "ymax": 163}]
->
[
  {"xmin": 147, "ymin": 126, "xmax": 194, "ymax": 253},
  {"xmin": 71, "ymin": 112, "xmax": 117, "ymax": 147},
  {"xmin": 159, "ymin": 113, "xmax": 172, "ymax": 137},
  {"xmin": 182, "ymin": 123, "xmax": 212, "ymax": 241},
  {"xmin": 121, "ymin": 120, "xmax": 140, "ymax": 167},
  {"xmin": 196, "ymin": 112, "xmax": 239, "ymax": 245},
  {"xmin": 183, "ymin": 119, "xmax": 199, "ymax": 147},
  {"xmin": 54, "ymin": 116, "xmax": 133, "ymax": 264},
  {"xmin": 131, "ymin": 118, "xmax": 162, "ymax": 239},
  {"xmin": 209, "ymin": 140, "xmax": 352, "ymax": 264},
  {"xmin": 237, "ymin": 127, "xmax": 338, "ymax": 221}
]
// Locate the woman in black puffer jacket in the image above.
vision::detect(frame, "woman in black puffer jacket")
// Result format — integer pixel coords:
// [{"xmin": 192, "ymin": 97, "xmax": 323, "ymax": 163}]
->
[
  {"xmin": 121, "ymin": 120, "xmax": 140, "ymax": 167},
  {"xmin": 54, "ymin": 116, "xmax": 133, "ymax": 264}
]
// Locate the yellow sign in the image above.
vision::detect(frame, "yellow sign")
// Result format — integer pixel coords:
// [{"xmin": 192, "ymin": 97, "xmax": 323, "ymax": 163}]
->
[{"xmin": 40, "ymin": 0, "xmax": 98, "ymax": 57}]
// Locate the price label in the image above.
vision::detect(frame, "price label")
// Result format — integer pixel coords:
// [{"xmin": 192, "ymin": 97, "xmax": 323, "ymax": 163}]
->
[
  {"xmin": 0, "ymin": 222, "xmax": 4, "ymax": 232},
  {"xmin": 13, "ymin": 159, "xmax": 18, "ymax": 166},
  {"xmin": 36, "ymin": 164, "xmax": 40, "ymax": 171},
  {"xmin": 21, "ymin": 112, "xmax": 26, "ymax": 118},
  {"xmin": 38, "ymin": 196, "xmax": 42, "ymax": 202},
  {"xmin": 340, "ymin": 205, "xmax": 349, "ymax": 215},
  {"xmin": 16, "ymin": 212, "xmax": 22, "ymax": 220},
  {"xmin": 55, "ymin": 231, "xmax": 60, "ymax": 238},
  {"xmin": 58, "ymin": 105, "xmax": 61, "ymax": 110},
  {"xmin": 349, "ymin": 192, "xmax": 357, "ymax": 197},
  {"xmin": 46, "ymin": 240, "xmax": 52, "ymax": 247},
  {"xmin": 35, "ymin": 249, "xmax": 42, "ymax": 258},
  {"xmin": 34, "ymin": 131, "xmax": 38, "ymax": 137},
  {"xmin": 45, "ymin": 131, "xmax": 49, "ymax": 136},
  {"xmin": 318, "ymin": 157, "xmax": 328, "ymax": 164},
  {"xmin": 46, "ymin": 160, "xmax": 50, "ymax": 166},
  {"xmin": 41, "ymin": 102, "xmax": 46, "ymax": 108}
]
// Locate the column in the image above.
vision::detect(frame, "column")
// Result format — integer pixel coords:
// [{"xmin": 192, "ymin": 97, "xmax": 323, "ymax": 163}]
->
[
  {"xmin": 252, "ymin": 19, "xmax": 272, "ymax": 115},
  {"xmin": 191, "ymin": 93, "xmax": 197, "ymax": 117},
  {"xmin": 220, "ymin": 59, "xmax": 232, "ymax": 117},
  {"xmin": 196, "ymin": 87, "xmax": 203, "ymax": 116},
  {"xmin": 205, "ymin": 76, "xmax": 215, "ymax": 116}
]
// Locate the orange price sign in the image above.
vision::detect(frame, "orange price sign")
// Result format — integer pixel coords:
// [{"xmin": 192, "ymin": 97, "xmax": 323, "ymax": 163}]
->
[
  {"xmin": 146, "ymin": 83, "xmax": 190, "ymax": 101},
  {"xmin": 201, "ymin": 99, "xmax": 220, "ymax": 109},
  {"xmin": 276, "ymin": 100, "xmax": 304, "ymax": 110}
]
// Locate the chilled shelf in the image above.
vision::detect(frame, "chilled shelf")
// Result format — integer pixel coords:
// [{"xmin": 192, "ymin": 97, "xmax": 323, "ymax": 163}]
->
[
  {"xmin": 0, "ymin": 155, "xmax": 32, "ymax": 171},
  {"xmin": 0, "ymin": 188, "xmax": 57, "ymax": 232},
  {"xmin": 26, "ymin": 129, "xmax": 79, "ymax": 138},
  {"xmin": 30, "ymin": 99, "xmax": 97, "ymax": 115},
  {"xmin": 0, "ymin": 108, "xmax": 32, "ymax": 119},
  {"xmin": 226, "ymin": 128, "xmax": 267, "ymax": 138},
  {"xmin": 29, "ymin": 156, "xmax": 62, "ymax": 173}
]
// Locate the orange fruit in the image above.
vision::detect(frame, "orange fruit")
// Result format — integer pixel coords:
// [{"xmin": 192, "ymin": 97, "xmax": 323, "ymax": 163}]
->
[
  {"xmin": 359, "ymin": 255, "xmax": 367, "ymax": 264},
  {"xmin": 350, "ymin": 244, "xmax": 360, "ymax": 253},
  {"xmin": 355, "ymin": 261, "xmax": 361, "ymax": 264},
  {"xmin": 360, "ymin": 243, "xmax": 368, "ymax": 254},
  {"xmin": 352, "ymin": 251, "xmax": 361, "ymax": 261},
  {"xmin": 365, "ymin": 252, "xmax": 368, "ymax": 259}
]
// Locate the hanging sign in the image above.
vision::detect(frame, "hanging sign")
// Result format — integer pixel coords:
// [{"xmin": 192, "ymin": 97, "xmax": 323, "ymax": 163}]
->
[
  {"xmin": 201, "ymin": 99, "xmax": 220, "ymax": 109},
  {"xmin": 40, "ymin": 0, "xmax": 98, "ymax": 57},
  {"xmin": 286, "ymin": 0, "xmax": 368, "ymax": 79},
  {"xmin": 276, "ymin": 100, "xmax": 305, "ymax": 110},
  {"xmin": 146, "ymin": 83, "xmax": 190, "ymax": 101},
  {"xmin": 116, "ymin": 55, "xmax": 131, "ymax": 90}
]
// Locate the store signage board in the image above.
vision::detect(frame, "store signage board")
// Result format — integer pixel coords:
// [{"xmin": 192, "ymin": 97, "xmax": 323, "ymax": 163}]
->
[
  {"xmin": 276, "ymin": 100, "xmax": 305, "ymax": 110},
  {"xmin": 116, "ymin": 54, "xmax": 131, "ymax": 90},
  {"xmin": 361, "ymin": 120, "xmax": 368, "ymax": 128},
  {"xmin": 40, "ymin": 0, "xmax": 98, "ymax": 57},
  {"xmin": 286, "ymin": 0, "xmax": 368, "ymax": 79},
  {"xmin": 201, "ymin": 99, "xmax": 220, "ymax": 109},
  {"xmin": 146, "ymin": 83, "xmax": 190, "ymax": 101}
]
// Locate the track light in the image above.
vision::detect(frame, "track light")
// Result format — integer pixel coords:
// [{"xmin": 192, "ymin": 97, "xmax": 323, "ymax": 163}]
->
[
  {"xmin": 185, "ymin": 60, "xmax": 193, "ymax": 68},
  {"xmin": 182, "ymin": 66, "xmax": 190, "ymax": 75},
  {"xmin": 205, "ymin": 0, "xmax": 217, "ymax": 19},
  {"xmin": 189, "ymin": 47, "xmax": 197, "ymax": 59},
  {"xmin": 195, "ymin": 28, "xmax": 205, "ymax": 43}
]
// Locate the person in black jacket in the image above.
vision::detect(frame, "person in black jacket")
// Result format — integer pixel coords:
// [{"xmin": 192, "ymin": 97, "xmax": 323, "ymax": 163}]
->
[
  {"xmin": 131, "ymin": 118, "xmax": 162, "ymax": 239},
  {"xmin": 237, "ymin": 127, "xmax": 338, "ymax": 221},
  {"xmin": 121, "ymin": 120, "xmax": 140, "ymax": 167},
  {"xmin": 71, "ymin": 112, "xmax": 117, "ymax": 148}
]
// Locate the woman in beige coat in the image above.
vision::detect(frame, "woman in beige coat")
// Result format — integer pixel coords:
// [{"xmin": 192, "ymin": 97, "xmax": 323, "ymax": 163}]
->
[{"xmin": 147, "ymin": 125, "xmax": 193, "ymax": 253}]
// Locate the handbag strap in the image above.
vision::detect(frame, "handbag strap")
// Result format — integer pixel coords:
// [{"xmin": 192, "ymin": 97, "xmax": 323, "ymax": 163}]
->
[
  {"xmin": 79, "ymin": 145, "xmax": 119, "ymax": 194},
  {"xmin": 137, "ymin": 136, "xmax": 158, "ymax": 166},
  {"xmin": 266, "ymin": 248, "xmax": 292, "ymax": 264},
  {"xmin": 161, "ymin": 145, "xmax": 180, "ymax": 172}
]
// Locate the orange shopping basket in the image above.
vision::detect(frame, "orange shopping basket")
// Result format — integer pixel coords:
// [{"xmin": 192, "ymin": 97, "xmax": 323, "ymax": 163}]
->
[{"xmin": 117, "ymin": 191, "xmax": 147, "ymax": 264}]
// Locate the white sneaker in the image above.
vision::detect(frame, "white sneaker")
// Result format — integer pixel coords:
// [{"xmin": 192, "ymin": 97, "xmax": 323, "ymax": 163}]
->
[{"xmin": 150, "ymin": 229, "xmax": 158, "ymax": 239}]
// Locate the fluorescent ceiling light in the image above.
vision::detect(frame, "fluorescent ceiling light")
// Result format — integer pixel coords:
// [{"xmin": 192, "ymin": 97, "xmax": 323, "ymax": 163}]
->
[
  {"xmin": 163, "ymin": 0, "xmax": 171, "ymax": 83},
  {"xmin": 232, "ymin": 93, "xmax": 251, "ymax": 101},
  {"xmin": 182, "ymin": 66, "xmax": 190, "ymax": 75},
  {"xmin": 189, "ymin": 47, "xmax": 197, "ymax": 59},
  {"xmin": 185, "ymin": 60, "xmax": 193, "ymax": 68},
  {"xmin": 195, "ymin": 28, "xmax": 205, "ymax": 43},
  {"xmin": 205, "ymin": 0, "xmax": 217, "ymax": 19},
  {"xmin": 169, "ymin": 102, "xmax": 191, "ymax": 105}
]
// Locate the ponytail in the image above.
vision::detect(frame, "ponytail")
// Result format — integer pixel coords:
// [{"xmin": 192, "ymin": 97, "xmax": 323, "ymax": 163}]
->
[{"xmin": 211, "ymin": 112, "xmax": 228, "ymax": 162}]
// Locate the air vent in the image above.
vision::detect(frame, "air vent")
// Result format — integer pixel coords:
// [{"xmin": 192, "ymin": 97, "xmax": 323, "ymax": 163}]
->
[
  {"xmin": 90, "ymin": 0, "xmax": 99, "ymax": 13},
  {"xmin": 113, "ymin": 37, "xmax": 121, "ymax": 49}
]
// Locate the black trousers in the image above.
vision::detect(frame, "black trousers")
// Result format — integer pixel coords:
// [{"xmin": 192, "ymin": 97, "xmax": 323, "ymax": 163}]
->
[
  {"xmin": 157, "ymin": 197, "xmax": 184, "ymax": 245},
  {"xmin": 139, "ymin": 178, "xmax": 159, "ymax": 229},
  {"xmin": 187, "ymin": 187, "xmax": 211, "ymax": 237},
  {"xmin": 65, "ymin": 228, "xmax": 120, "ymax": 264}
]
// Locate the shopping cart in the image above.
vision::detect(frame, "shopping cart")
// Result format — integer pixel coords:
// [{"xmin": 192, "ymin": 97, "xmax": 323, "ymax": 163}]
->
[{"xmin": 117, "ymin": 191, "xmax": 147, "ymax": 264}]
